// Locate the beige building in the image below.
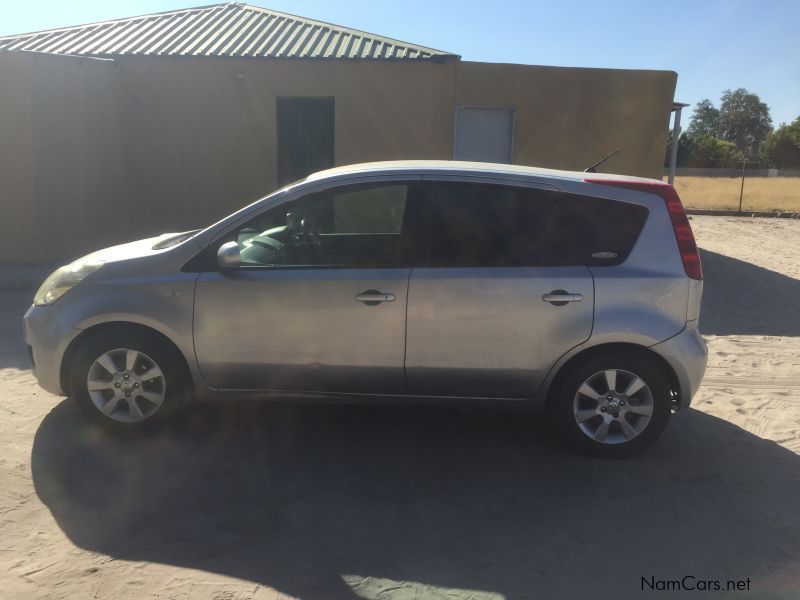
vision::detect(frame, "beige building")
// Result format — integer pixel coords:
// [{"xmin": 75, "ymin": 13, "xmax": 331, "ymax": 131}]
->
[{"xmin": 0, "ymin": 3, "xmax": 677, "ymax": 263}]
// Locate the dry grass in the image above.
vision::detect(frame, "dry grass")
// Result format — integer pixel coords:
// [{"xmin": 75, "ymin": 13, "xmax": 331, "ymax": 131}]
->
[{"xmin": 664, "ymin": 176, "xmax": 800, "ymax": 212}]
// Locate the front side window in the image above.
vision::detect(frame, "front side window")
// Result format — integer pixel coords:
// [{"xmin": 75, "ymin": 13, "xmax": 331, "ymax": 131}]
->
[
  {"xmin": 425, "ymin": 182, "xmax": 648, "ymax": 267},
  {"xmin": 230, "ymin": 182, "xmax": 410, "ymax": 268}
]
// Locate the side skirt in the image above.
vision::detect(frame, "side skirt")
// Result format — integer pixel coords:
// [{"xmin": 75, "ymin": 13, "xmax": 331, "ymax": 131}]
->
[{"xmin": 212, "ymin": 388, "xmax": 547, "ymax": 410}]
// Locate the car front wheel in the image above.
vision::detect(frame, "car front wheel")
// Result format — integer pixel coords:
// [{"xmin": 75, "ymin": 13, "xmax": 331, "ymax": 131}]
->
[{"xmin": 68, "ymin": 330, "xmax": 188, "ymax": 433}]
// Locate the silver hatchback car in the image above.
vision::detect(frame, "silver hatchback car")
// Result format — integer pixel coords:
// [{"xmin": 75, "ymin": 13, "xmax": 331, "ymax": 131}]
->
[{"xmin": 24, "ymin": 161, "xmax": 707, "ymax": 457}]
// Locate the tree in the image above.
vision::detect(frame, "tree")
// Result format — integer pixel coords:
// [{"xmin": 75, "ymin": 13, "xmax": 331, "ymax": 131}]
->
[
  {"xmin": 679, "ymin": 132, "xmax": 741, "ymax": 168},
  {"xmin": 666, "ymin": 131, "xmax": 700, "ymax": 167},
  {"xmin": 717, "ymin": 88, "xmax": 772, "ymax": 159},
  {"xmin": 678, "ymin": 90, "xmax": 773, "ymax": 165},
  {"xmin": 761, "ymin": 117, "xmax": 800, "ymax": 168},
  {"xmin": 687, "ymin": 99, "xmax": 720, "ymax": 137}
]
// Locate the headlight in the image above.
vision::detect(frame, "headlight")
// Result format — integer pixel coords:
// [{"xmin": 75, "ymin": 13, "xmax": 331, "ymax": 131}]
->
[{"xmin": 33, "ymin": 259, "xmax": 104, "ymax": 306}]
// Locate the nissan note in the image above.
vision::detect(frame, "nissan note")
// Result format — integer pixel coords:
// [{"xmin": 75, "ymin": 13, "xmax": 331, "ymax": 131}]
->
[{"xmin": 24, "ymin": 161, "xmax": 708, "ymax": 457}]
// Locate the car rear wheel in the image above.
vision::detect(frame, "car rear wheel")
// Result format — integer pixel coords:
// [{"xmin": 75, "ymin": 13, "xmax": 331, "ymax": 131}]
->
[
  {"xmin": 69, "ymin": 330, "xmax": 188, "ymax": 433},
  {"xmin": 552, "ymin": 353, "xmax": 672, "ymax": 458}
]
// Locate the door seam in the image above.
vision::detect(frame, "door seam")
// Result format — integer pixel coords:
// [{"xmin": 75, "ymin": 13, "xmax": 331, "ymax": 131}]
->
[{"xmin": 402, "ymin": 267, "xmax": 413, "ymax": 392}]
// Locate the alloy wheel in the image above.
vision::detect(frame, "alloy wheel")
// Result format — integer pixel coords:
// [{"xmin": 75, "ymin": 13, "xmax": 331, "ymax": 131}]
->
[
  {"xmin": 86, "ymin": 348, "xmax": 166, "ymax": 423},
  {"xmin": 572, "ymin": 369, "xmax": 654, "ymax": 445}
]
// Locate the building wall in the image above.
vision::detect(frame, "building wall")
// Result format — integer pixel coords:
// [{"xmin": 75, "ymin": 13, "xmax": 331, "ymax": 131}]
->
[
  {"xmin": 30, "ymin": 54, "xmax": 128, "ymax": 263},
  {"xmin": 111, "ymin": 55, "xmax": 456, "ymax": 236},
  {"xmin": 0, "ymin": 54, "xmax": 39, "ymax": 262},
  {"xmin": 456, "ymin": 62, "xmax": 676, "ymax": 178},
  {"xmin": 0, "ymin": 52, "xmax": 675, "ymax": 263}
]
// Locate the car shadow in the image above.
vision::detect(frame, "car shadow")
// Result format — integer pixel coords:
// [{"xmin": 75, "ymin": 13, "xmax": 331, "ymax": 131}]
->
[
  {"xmin": 32, "ymin": 400, "xmax": 800, "ymax": 599},
  {"xmin": 699, "ymin": 248, "xmax": 800, "ymax": 336}
]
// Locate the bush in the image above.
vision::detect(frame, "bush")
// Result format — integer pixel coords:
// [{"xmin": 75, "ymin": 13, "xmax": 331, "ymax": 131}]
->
[
  {"xmin": 761, "ymin": 118, "xmax": 800, "ymax": 169},
  {"xmin": 678, "ymin": 133, "xmax": 742, "ymax": 168}
]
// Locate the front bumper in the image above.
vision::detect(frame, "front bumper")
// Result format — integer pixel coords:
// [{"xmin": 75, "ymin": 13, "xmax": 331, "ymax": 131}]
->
[
  {"xmin": 649, "ymin": 321, "xmax": 708, "ymax": 409},
  {"xmin": 23, "ymin": 304, "xmax": 81, "ymax": 396}
]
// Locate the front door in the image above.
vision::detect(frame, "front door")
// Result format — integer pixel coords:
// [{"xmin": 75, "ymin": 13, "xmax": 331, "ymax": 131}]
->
[
  {"xmin": 193, "ymin": 180, "xmax": 417, "ymax": 393},
  {"xmin": 405, "ymin": 180, "xmax": 595, "ymax": 398}
]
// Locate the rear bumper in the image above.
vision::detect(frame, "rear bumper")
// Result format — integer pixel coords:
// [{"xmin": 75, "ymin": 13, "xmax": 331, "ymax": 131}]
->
[{"xmin": 649, "ymin": 321, "xmax": 708, "ymax": 409}]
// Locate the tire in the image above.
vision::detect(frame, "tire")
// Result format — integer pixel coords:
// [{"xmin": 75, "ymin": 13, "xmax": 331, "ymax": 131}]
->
[
  {"xmin": 551, "ymin": 352, "xmax": 672, "ymax": 458},
  {"xmin": 68, "ymin": 329, "xmax": 189, "ymax": 434}
]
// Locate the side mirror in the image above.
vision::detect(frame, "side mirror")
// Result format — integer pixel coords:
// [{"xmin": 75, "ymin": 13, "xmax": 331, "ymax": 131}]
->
[{"xmin": 217, "ymin": 241, "xmax": 241, "ymax": 269}]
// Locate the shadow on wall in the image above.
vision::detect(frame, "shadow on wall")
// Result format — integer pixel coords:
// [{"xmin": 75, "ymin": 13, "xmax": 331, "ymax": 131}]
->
[
  {"xmin": 699, "ymin": 248, "xmax": 800, "ymax": 337},
  {"xmin": 0, "ymin": 289, "xmax": 36, "ymax": 370},
  {"xmin": 32, "ymin": 400, "xmax": 800, "ymax": 599}
]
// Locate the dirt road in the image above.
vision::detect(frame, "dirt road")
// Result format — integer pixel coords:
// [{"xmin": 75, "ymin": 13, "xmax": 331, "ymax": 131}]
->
[{"xmin": 1, "ymin": 216, "xmax": 799, "ymax": 599}]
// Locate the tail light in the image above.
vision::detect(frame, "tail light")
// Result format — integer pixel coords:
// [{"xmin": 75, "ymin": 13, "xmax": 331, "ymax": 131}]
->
[{"xmin": 584, "ymin": 179, "xmax": 702, "ymax": 280}]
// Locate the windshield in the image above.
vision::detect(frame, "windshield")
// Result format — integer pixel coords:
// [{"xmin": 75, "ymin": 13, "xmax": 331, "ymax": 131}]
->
[
  {"xmin": 191, "ymin": 176, "xmax": 313, "ymax": 246},
  {"xmin": 150, "ymin": 177, "xmax": 312, "ymax": 252}
]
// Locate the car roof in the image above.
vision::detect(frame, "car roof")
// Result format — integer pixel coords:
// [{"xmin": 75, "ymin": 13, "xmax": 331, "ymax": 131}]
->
[
  {"xmin": 195, "ymin": 160, "xmax": 664, "ymax": 249},
  {"xmin": 304, "ymin": 160, "xmax": 661, "ymax": 185}
]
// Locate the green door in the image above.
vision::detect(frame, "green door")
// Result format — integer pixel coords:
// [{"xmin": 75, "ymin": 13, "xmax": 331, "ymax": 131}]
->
[{"xmin": 276, "ymin": 97, "xmax": 335, "ymax": 186}]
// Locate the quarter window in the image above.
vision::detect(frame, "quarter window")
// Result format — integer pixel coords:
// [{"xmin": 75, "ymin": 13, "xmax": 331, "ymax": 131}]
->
[{"xmin": 425, "ymin": 182, "xmax": 648, "ymax": 267}]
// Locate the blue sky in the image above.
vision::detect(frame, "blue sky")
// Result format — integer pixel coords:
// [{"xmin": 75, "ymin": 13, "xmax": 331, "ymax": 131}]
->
[{"xmin": 1, "ymin": 0, "xmax": 797, "ymax": 126}]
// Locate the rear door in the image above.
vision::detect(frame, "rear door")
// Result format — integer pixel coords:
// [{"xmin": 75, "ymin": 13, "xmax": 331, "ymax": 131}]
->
[{"xmin": 405, "ymin": 179, "xmax": 595, "ymax": 398}]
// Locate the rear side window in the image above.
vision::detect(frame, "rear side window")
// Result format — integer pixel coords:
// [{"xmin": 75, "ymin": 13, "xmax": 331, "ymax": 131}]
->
[{"xmin": 424, "ymin": 182, "xmax": 648, "ymax": 267}]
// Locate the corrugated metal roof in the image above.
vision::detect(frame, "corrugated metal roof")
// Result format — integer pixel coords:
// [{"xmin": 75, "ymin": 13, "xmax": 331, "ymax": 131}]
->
[{"xmin": 0, "ymin": 2, "xmax": 457, "ymax": 60}]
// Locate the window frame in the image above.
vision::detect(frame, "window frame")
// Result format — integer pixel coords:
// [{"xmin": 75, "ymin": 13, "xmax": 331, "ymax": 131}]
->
[{"xmin": 186, "ymin": 176, "xmax": 426, "ymax": 272}]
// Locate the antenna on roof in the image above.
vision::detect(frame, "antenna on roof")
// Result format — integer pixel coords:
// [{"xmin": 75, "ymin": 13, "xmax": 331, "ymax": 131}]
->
[{"xmin": 584, "ymin": 148, "xmax": 622, "ymax": 173}]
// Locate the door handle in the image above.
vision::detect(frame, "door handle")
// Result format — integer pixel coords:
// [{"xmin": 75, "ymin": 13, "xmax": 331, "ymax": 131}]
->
[
  {"xmin": 542, "ymin": 290, "xmax": 583, "ymax": 306},
  {"xmin": 355, "ymin": 290, "xmax": 396, "ymax": 305}
]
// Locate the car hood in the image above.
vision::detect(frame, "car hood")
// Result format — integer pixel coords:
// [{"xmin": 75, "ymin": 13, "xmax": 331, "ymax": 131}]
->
[{"xmin": 80, "ymin": 231, "xmax": 200, "ymax": 265}]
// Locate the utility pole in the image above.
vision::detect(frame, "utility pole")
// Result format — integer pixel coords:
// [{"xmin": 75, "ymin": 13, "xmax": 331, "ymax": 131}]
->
[{"xmin": 668, "ymin": 103, "xmax": 688, "ymax": 185}]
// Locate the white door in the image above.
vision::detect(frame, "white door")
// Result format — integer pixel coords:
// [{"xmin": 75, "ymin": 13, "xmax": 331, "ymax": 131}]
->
[{"xmin": 453, "ymin": 107, "xmax": 515, "ymax": 163}]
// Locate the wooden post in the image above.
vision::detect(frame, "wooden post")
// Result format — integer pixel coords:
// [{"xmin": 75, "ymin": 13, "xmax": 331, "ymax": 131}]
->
[{"xmin": 738, "ymin": 153, "xmax": 746, "ymax": 214}]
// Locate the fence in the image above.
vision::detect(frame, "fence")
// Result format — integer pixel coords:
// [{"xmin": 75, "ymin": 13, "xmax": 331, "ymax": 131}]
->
[
  {"xmin": 663, "ymin": 167, "xmax": 800, "ymax": 178},
  {"xmin": 662, "ymin": 168, "xmax": 800, "ymax": 213}
]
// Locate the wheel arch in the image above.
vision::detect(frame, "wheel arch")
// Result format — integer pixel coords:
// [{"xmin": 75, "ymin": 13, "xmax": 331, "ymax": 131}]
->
[
  {"xmin": 59, "ymin": 322, "xmax": 194, "ymax": 396},
  {"xmin": 544, "ymin": 342, "xmax": 681, "ymax": 410}
]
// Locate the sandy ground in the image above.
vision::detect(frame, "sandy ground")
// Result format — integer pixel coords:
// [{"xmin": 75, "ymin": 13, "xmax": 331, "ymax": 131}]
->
[{"xmin": 1, "ymin": 215, "xmax": 799, "ymax": 600}]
